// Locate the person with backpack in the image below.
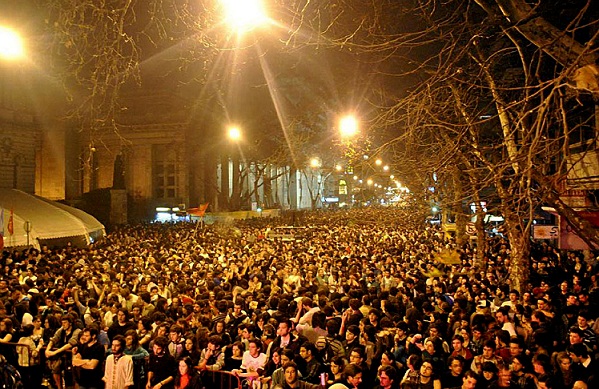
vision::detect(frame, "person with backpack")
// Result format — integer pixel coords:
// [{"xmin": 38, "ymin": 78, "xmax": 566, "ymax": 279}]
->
[
  {"xmin": 0, "ymin": 354, "xmax": 24, "ymax": 389},
  {"xmin": 315, "ymin": 318, "xmax": 345, "ymax": 364}
]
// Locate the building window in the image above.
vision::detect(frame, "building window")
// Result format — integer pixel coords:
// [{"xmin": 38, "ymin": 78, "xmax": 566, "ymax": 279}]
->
[{"xmin": 153, "ymin": 145, "xmax": 177, "ymax": 200}]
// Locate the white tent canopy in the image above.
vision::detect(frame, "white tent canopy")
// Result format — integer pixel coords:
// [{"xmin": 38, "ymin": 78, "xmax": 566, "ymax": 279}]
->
[{"xmin": 1, "ymin": 189, "xmax": 105, "ymax": 249}]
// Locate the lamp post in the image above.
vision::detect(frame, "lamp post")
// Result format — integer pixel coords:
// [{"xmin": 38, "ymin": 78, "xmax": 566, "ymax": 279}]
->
[
  {"xmin": 338, "ymin": 115, "xmax": 359, "ymax": 206},
  {"xmin": 226, "ymin": 125, "xmax": 244, "ymax": 211}
]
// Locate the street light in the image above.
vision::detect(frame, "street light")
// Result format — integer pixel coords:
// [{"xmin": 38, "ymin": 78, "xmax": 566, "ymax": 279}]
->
[
  {"xmin": 310, "ymin": 157, "xmax": 322, "ymax": 168},
  {"xmin": 0, "ymin": 26, "xmax": 24, "ymax": 60},
  {"xmin": 221, "ymin": 0, "xmax": 269, "ymax": 33},
  {"xmin": 339, "ymin": 115, "xmax": 359, "ymax": 138},
  {"xmin": 228, "ymin": 126, "xmax": 242, "ymax": 141}
]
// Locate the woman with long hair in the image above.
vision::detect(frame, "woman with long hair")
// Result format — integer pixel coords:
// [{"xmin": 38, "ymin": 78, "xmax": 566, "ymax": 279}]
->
[
  {"xmin": 224, "ymin": 341, "xmax": 245, "ymax": 371},
  {"xmin": 137, "ymin": 317, "xmax": 153, "ymax": 350},
  {"xmin": 31, "ymin": 315, "xmax": 45, "ymax": 345},
  {"xmin": 379, "ymin": 350, "xmax": 404, "ymax": 377},
  {"xmin": 458, "ymin": 327, "xmax": 473, "ymax": 352},
  {"xmin": 124, "ymin": 329, "xmax": 150, "ymax": 389},
  {"xmin": 263, "ymin": 346, "xmax": 282, "ymax": 379},
  {"xmin": 174, "ymin": 356, "xmax": 203, "ymax": 389},
  {"xmin": 327, "ymin": 356, "xmax": 347, "ymax": 385},
  {"xmin": 0, "ymin": 317, "xmax": 17, "ymax": 366},
  {"xmin": 532, "ymin": 353, "xmax": 553, "ymax": 381},
  {"xmin": 124, "ymin": 329, "xmax": 150, "ymax": 358},
  {"xmin": 181, "ymin": 336, "xmax": 201, "ymax": 366},
  {"xmin": 552, "ymin": 351, "xmax": 575, "ymax": 389},
  {"xmin": 209, "ymin": 320, "xmax": 232, "ymax": 346}
]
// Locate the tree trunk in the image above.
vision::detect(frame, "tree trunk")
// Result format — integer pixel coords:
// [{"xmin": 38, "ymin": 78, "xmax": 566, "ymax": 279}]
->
[{"xmin": 503, "ymin": 212, "xmax": 531, "ymax": 293}]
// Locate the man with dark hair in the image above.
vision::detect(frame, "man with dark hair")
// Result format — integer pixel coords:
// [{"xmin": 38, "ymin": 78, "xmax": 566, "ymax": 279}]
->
[
  {"xmin": 103, "ymin": 334, "xmax": 134, "ymax": 389},
  {"xmin": 299, "ymin": 342, "xmax": 323, "ymax": 384},
  {"xmin": 348, "ymin": 346, "xmax": 373, "ymax": 388},
  {"xmin": 374, "ymin": 365, "xmax": 398, "ymax": 389},
  {"xmin": 450, "ymin": 335, "xmax": 473, "ymax": 364},
  {"xmin": 343, "ymin": 325, "xmax": 361, "ymax": 356},
  {"xmin": 509, "ymin": 336, "xmax": 525, "ymax": 359},
  {"xmin": 107, "ymin": 307, "xmax": 136, "ymax": 341},
  {"xmin": 72, "ymin": 325, "xmax": 105, "ymax": 389},
  {"xmin": 167, "ymin": 324, "xmax": 185, "ymax": 359},
  {"xmin": 496, "ymin": 306, "xmax": 517, "ymax": 337},
  {"xmin": 460, "ymin": 370, "xmax": 478, "ymax": 389},
  {"xmin": 281, "ymin": 361, "xmax": 321, "ymax": 389},
  {"xmin": 197, "ymin": 335, "xmax": 225, "ymax": 372},
  {"xmin": 234, "ymin": 338, "xmax": 267, "ymax": 387},
  {"xmin": 568, "ymin": 343, "xmax": 595, "ymax": 382},
  {"xmin": 226, "ymin": 300, "xmax": 250, "ymax": 334},
  {"xmin": 272, "ymin": 318, "xmax": 302, "ymax": 356},
  {"xmin": 330, "ymin": 364, "xmax": 363, "ymax": 389},
  {"xmin": 239, "ymin": 323, "xmax": 256, "ymax": 349},
  {"xmin": 147, "ymin": 336, "xmax": 176, "ymax": 389},
  {"xmin": 45, "ymin": 314, "xmax": 81, "ymax": 389},
  {"xmin": 211, "ymin": 299, "xmax": 228, "ymax": 329},
  {"xmin": 570, "ymin": 310, "xmax": 598, "ymax": 353},
  {"xmin": 441, "ymin": 356, "xmax": 464, "ymax": 389}
]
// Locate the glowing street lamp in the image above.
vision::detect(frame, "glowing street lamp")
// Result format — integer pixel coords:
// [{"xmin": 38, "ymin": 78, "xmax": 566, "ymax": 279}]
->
[
  {"xmin": 339, "ymin": 115, "xmax": 359, "ymax": 138},
  {"xmin": 228, "ymin": 126, "xmax": 241, "ymax": 141},
  {"xmin": 0, "ymin": 26, "xmax": 24, "ymax": 60},
  {"xmin": 310, "ymin": 157, "xmax": 322, "ymax": 168},
  {"xmin": 221, "ymin": 0, "xmax": 269, "ymax": 33}
]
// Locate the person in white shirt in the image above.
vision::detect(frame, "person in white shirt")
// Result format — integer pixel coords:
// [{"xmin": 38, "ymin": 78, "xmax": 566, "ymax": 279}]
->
[
  {"xmin": 103, "ymin": 335, "xmax": 134, "ymax": 389},
  {"xmin": 233, "ymin": 338, "xmax": 267, "ymax": 386},
  {"xmin": 495, "ymin": 306, "xmax": 516, "ymax": 337}
]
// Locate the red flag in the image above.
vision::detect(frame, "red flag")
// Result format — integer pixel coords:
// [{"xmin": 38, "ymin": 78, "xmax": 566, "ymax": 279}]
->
[
  {"xmin": 7, "ymin": 209, "xmax": 13, "ymax": 235},
  {"xmin": 187, "ymin": 203, "xmax": 209, "ymax": 217}
]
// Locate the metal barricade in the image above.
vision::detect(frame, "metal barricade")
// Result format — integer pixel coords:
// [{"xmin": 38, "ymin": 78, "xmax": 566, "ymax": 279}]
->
[
  {"xmin": 200, "ymin": 370, "xmax": 243, "ymax": 389},
  {"xmin": 0, "ymin": 342, "xmax": 34, "ymax": 386},
  {"xmin": 0, "ymin": 341, "xmax": 33, "ymax": 366}
]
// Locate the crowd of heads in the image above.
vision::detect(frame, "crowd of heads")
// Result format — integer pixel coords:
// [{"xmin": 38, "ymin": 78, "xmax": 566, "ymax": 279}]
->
[{"xmin": 1, "ymin": 207, "xmax": 599, "ymax": 388}]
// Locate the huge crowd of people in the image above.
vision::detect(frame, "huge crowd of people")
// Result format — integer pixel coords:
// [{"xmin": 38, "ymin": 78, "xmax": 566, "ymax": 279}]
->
[{"xmin": 0, "ymin": 207, "xmax": 598, "ymax": 389}]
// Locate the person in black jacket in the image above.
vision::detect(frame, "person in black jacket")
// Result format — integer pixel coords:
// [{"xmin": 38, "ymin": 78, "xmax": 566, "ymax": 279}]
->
[{"xmin": 107, "ymin": 307, "xmax": 135, "ymax": 341}]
